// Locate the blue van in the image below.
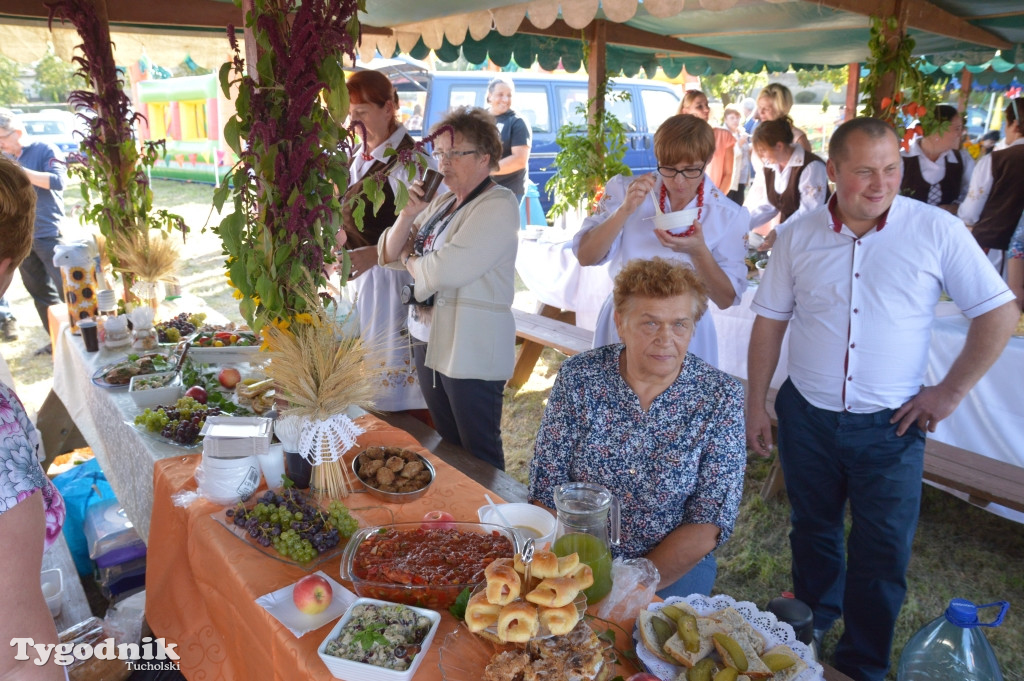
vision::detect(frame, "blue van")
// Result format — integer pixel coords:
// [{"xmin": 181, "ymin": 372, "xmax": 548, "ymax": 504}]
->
[{"xmin": 384, "ymin": 68, "xmax": 681, "ymax": 215}]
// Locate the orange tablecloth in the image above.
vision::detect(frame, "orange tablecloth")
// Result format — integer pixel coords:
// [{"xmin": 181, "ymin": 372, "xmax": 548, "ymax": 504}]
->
[{"xmin": 145, "ymin": 414, "xmax": 639, "ymax": 680}]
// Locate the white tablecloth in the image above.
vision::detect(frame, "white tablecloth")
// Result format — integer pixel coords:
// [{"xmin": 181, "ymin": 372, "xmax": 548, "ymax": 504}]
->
[{"xmin": 51, "ymin": 323, "xmax": 196, "ymax": 543}]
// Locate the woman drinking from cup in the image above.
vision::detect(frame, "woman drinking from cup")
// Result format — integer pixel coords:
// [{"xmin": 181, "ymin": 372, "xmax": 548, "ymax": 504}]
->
[
  {"xmin": 378, "ymin": 107, "xmax": 519, "ymax": 470},
  {"xmin": 574, "ymin": 114, "xmax": 749, "ymax": 367},
  {"xmin": 529, "ymin": 257, "xmax": 746, "ymax": 597}
]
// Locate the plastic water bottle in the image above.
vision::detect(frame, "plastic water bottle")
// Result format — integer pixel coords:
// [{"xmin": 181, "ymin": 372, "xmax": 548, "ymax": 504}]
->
[{"xmin": 897, "ymin": 598, "xmax": 1008, "ymax": 681}]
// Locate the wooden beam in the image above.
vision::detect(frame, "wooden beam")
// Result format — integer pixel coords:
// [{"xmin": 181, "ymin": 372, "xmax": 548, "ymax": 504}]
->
[
  {"xmin": 517, "ymin": 18, "xmax": 732, "ymax": 60},
  {"xmin": 812, "ymin": 0, "xmax": 1012, "ymax": 50},
  {"xmin": 845, "ymin": 62, "xmax": 860, "ymax": 120},
  {"xmin": 5, "ymin": 0, "xmax": 242, "ymax": 29}
]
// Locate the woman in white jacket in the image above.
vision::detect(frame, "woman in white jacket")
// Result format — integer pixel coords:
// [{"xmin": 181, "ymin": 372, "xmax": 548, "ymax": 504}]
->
[{"xmin": 379, "ymin": 107, "xmax": 519, "ymax": 470}]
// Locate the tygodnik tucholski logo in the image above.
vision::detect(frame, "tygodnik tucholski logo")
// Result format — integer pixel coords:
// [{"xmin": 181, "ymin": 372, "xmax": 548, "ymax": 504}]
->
[{"xmin": 11, "ymin": 636, "xmax": 180, "ymax": 670}]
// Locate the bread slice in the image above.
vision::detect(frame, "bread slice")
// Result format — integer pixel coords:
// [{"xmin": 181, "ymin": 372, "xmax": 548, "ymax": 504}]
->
[
  {"xmin": 711, "ymin": 632, "xmax": 774, "ymax": 679},
  {"xmin": 759, "ymin": 644, "xmax": 809, "ymax": 681},
  {"xmin": 662, "ymin": 616, "xmax": 723, "ymax": 668},
  {"xmin": 706, "ymin": 607, "xmax": 768, "ymax": 655},
  {"xmin": 636, "ymin": 609, "xmax": 679, "ymax": 664}
]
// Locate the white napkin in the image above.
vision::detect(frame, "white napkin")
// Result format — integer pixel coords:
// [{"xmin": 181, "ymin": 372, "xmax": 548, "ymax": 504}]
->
[{"xmin": 255, "ymin": 570, "xmax": 356, "ymax": 637}]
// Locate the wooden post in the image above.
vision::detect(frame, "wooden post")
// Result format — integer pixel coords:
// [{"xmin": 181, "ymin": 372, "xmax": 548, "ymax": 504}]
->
[
  {"xmin": 870, "ymin": 0, "xmax": 909, "ymax": 114},
  {"xmin": 586, "ymin": 19, "xmax": 607, "ymax": 197},
  {"xmin": 957, "ymin": 67, "xmax": 973, "ymax": 113},
  {"xmin": 845, "ymin": 62, "xmax": 860, "ymax": 120}
]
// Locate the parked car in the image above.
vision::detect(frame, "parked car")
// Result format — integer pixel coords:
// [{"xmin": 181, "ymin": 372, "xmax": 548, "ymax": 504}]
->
[
  {"xmin": 383, "ymin": 68, "xmax": 681, "ymax": 215},
  {"xmin": 19, "ymin": 110, "xmax": 82, "ymax": 156}
]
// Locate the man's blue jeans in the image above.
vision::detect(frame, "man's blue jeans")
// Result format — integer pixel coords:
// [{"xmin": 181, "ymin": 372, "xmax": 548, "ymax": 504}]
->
[{"xmin": 775, "ymin": 378, "xmax": 925, "ymax": 681}]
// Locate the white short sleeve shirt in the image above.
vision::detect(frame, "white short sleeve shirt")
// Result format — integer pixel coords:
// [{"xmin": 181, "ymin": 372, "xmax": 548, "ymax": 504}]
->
[{"xmin": 751, "ymin": 195, "xmax": 1014, "ymax": 412}]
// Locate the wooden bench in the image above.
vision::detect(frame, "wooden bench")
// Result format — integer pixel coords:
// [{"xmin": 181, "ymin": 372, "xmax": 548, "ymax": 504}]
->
[
  {"xmin": 753, "ymin": 384, "xmax": 1024, "ymax": 513},
  {"xmin": 509, "ymin": 306, "xmax": 593, "ymax": 389}
]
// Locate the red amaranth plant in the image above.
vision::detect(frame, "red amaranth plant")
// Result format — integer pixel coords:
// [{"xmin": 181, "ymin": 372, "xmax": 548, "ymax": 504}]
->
[{"xmin": 47, "ymin": 0, "xmax": 185, "ymax": 296}]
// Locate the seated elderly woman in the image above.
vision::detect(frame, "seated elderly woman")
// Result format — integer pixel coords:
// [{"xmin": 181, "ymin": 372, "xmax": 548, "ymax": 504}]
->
[
  {"xmin": 378, "ymin": 106, "xmax": 519, "ymax": 471},
  {"xmin": 528, "ymin": 257, "xmax": 746, "ymax": 597}
]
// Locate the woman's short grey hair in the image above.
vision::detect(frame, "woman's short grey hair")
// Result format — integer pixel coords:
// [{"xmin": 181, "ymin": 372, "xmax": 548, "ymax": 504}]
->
[
  {"xmin": 431, "ymin": 106, "xmax": 502, "ymax": 172},
  {"xmin": 487, "ymin": 75, "xmax": 515, "ymax": 98}
]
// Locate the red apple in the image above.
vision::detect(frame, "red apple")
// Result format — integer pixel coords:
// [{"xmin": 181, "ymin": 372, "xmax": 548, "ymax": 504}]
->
[
  {"xmin": 218, "ymin": 367, "xmax": 242, "ymax": 389},
  {"xmin": 626, "ymin": 674, "xmax": 661, "ymax": 681},
  {"xmin": 421, "ymin": 510, "xmax": 456, "ymax": 530},
  {"xmin": 292, "ymin": 574, "xmax": 333, "ymax": 615},
  {"xmin": 184, "ymin": 385, "xmax": 208, "ymax": 404}
]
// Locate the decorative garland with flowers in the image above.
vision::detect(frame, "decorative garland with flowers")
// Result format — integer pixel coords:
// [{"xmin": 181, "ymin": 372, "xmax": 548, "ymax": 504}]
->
[
  {"xmin": 859, "ymin": 15, "xmax": 948, "ymax": 150},
  {"xmin": 47, "ymin": 0, "xmax": 186, "ymax": 297}
]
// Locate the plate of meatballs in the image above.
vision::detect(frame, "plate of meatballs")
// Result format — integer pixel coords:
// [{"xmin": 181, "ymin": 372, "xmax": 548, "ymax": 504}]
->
[{"xmin": 353, "ymin": 447, "xmax": 436, "ymax": 503}]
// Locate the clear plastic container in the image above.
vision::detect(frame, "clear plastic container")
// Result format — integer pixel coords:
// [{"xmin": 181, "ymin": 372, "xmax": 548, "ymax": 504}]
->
[
  {"xmin": 83, "ymin": 500, "xmax": 147, "ymax": 568},
  {"xmin": 897, "ymin": 598, "xmax": 1008, "ymax": 681}
]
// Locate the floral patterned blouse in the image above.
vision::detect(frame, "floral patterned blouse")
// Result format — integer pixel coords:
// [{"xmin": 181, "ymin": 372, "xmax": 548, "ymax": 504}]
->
[
  {"xmin": 1, "ymin": 381, "xmax": 65, "ymax": 549},
  {"xmin": 528, "ymin": 345, "xmax": 746, "ymax": 560}
]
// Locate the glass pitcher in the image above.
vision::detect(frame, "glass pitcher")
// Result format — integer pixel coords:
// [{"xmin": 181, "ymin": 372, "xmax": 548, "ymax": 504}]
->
[{"xmin": 551, "ymin": 481, "xmax": 620, "ymax": 603}]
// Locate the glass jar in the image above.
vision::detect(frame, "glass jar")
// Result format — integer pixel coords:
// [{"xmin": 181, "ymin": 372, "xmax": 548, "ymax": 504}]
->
[{"xmin": 96, "ymin": 289, "xmax": 118, "ymax": 344}]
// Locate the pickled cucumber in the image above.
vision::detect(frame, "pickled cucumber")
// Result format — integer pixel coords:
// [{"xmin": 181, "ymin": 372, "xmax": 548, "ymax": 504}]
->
[
  {"xmin": 713, "ymin": 668, "xmax": 738, "ymax": 681},
  {"xmin": 676, "ymin": 612, "xmax": 701, "ymax": 653},
  {"xmin": 762, "ymin": 652, "xmax": 797, "ymax": 672},
  {"xmin": 651, "ymin": 615, "xmax": 675, "ymax": 649},
  {"xmin": 712, "ymin": 632, "xmax": 748, "ymax": 672},
  {"xmin": 660, "ymin": 604, "xmax": 687, "ymax": 622},
  {"xmin": 687, "ymin": 658, "xmax": 717, "ymax": 681}
]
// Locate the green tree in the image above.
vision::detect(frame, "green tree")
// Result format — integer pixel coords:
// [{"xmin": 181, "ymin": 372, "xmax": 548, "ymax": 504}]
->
[
  {"xmin": 795, "ymin": 66, "xmax": 849, "ymax": 110},
  {"xmin": 35, "ymin": 49, "xmax": 82, "ymax": 103},
  {"xmin": 0, "ymin": 54, "xmax": 26, "ymax": 105},
  {"xmin": 702, "ymin": 71, "xmax": 768, "ymax": 107}
]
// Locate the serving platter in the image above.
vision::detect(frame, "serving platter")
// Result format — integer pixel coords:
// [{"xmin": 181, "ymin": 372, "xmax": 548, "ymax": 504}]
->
[
  {"xmin": 633, "ymin": 593, "xmax": 823, "ymax": 681},
  {"xmin": 468, "ymin": 581, "xmax": 587, "ymax": 643},
  {"xmin": 91, "ymin": 352, "xmax": 174, "ymax": 389}
]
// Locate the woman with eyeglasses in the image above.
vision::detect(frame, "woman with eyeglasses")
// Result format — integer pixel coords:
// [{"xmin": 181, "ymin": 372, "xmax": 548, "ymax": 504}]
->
[
  {"xmin": 959, "ymin": 97, "xmax": 1024, "ymax": 259},
  {"xmin": 378, "ymin": 107, "xmax": 519, "ymax": 471},
  {"xmin": 574, "ymin": 114, "xmax": 750, "ymax": 367}
]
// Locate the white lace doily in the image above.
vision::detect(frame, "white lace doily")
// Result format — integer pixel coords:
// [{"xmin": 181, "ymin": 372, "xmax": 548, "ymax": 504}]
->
[
  {"xmin": 298, "ymin": 412, "xmax": 364, "ymax": 464},
  {"xmin": 632, "ymin": 593, "xmax": 824, "ymax": 681}
]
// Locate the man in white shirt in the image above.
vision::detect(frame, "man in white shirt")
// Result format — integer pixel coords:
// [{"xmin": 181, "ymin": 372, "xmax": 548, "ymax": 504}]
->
[{"xmin": 746, "ymin": 117, "xmax": 1017, "ymax": 681}]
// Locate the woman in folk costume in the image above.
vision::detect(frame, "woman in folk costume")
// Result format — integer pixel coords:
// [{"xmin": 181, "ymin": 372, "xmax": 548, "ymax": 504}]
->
[{"xmin": 335, "ymin": 70, "xmax": 433, "ymax": 411}]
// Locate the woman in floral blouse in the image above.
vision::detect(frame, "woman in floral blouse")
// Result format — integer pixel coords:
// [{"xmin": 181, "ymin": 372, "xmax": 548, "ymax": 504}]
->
[
  {"xmin": 529, "ymin": 258, "xmax": 745, "ymax": 598},
  {"xmin": 0, "ymin": 155, "xmax": 66, "ymax": 680}
]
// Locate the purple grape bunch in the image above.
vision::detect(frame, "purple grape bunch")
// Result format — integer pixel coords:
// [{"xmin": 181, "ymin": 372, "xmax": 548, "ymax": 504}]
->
[{"xmin": 225, "ymin": 489, "xmax": 357, "ymax": 561}]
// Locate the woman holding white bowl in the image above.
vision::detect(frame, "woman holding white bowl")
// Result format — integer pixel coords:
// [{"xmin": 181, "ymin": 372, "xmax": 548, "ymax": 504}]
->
[{"xmin": 573, "ymin": 114, "xmax": 749, "ymax": 367}]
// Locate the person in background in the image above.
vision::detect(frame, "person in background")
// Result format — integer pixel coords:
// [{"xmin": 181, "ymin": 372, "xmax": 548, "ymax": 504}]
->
[
  {"xmin": 486, "ymin": 75, "xmax": 531, "ymax": 204},
  {"xmin": 0, "ymin": 295, "xmax": 15, "ymax": 341},
  {"xmin": 407, "ymin": 103, "xmax": 423, "ymax": 131},
  {"xmin": 0, "ymin": 108, "xmax": 66, "ymax": 355},
  {"xmin": 718, "ymin": 105, "xmax": 751, "ymax": 205},
  {"xmin": 746, "ymin": 117, "xmax": 1017, "ymax": 681},
  {"xmin": 900, "ymin": 104, "xmax": 974, "ymax": 214},
  {"xmin": 574, "ymin": 114, "xmax": 749, "ymax": 368},
  {"xmin": 530, "ymin": 257, "xmax": 745, "ymax": 598},
  {"xmin": 678, "ymin": 90, "xmax": 712, "ymax": 121},
  {"xmin": 0, "ymin": 155, "xmax": 67, "ymax": 681},
  {"xmin": 959, "ymin": 97, "xmax": 1024, "ymax": 267},
  {"xmin": 1008, "ymin": 213, "xmax": 1024, "ymax": 311},
  {"xmin": 978, "ymin": 129, "xmax": 1001, "ymax": 155},
  {"xmin": 378, "ymin": 107, "xmax": 518, "ymax": 470},
  {"xmin": 335, "ymin": 70, "xmax": 430, "ymax": 412},
  {"xmin": 745, "ymin": 117, "xmax": 828, "ymax": 251},
  {"xmin": 756, "ymin": 83, "xmax": 812, "ymax": 152},
  {"xmin": 741, "ymin": 96, "xmax": 758, "ymax": 135}
]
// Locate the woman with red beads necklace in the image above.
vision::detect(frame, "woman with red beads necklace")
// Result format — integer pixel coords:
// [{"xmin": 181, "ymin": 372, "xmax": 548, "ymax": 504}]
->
[{"xmin": 574, "ymin": 114, "xmax": 749, "ymax": 367}]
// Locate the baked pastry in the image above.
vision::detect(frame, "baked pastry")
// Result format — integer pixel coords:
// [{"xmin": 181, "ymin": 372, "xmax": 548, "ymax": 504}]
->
[
  {"xmin": 497, "ymin": 601, "xmax": 539, "ymax": 643},
  {"xmin": 485, "ymin": 562, "xmax": 522, "ymax": 605},
  {"xmin": 567, "ymin": 563, "xmax": 594, "ymax": 590},
  {"xmin": 524, "ymin": 576, "xmax": 578, "ymax": 608},
  {"xmin": 465, "ymin": 590, "xmax": 502, "ymax": 633},
  {"xmin": 539, "ymin": 602, "xmax": 579, "ymax": 636},
  {"xmin": 522, "ymin": 550, "xmax": 560, "ymax": 578}
]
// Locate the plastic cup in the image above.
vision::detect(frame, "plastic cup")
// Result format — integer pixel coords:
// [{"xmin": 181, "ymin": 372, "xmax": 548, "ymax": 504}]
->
[
  {"xmin": 421, "ymin": 169, "xmax": 443, "ymax": 202},
  {"xmin": 256, "ymin": 443, "xmax": 286, "ymax": 489},
  {"xmin": 79, "ymin": 319, "xmax": 99, "ymax": 352}
]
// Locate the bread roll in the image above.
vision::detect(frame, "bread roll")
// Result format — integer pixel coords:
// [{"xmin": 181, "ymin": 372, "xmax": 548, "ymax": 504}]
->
[
  {"xmin": 466, "ymin": 590, "xmax": 502, "ymax": 633},
  {"xmin": 567, "ymin": 562, "xmax": 594, "ymax": 590},
  {"xmin": 485, "ymin": 564, "xmax": 522, "ymax": 605},
  {"xmin": 524, "ymin": 576, "xmax": 578, "ymax": 608},
  {"xmin": 554, "ymin": 553, "xmax": 580, "ymax": 576},
  {"xmin": 523, "ymin": 550, "xmax": 560, "ymax": 578},
  {"xmin": 497, "ymin": 601, "xmax": 539, "ymax": 643},
  {"xmin": 539, "ymin": 602, "xmax": 579, "ymax": 636}
]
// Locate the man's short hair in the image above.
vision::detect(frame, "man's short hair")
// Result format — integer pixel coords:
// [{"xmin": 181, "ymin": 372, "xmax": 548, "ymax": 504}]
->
[
  {"xmin": 0, "ymin": 107, "xmax": 24, "ymax": 134},
  {"xmin": 828, "ymin": 117, "xmax": 898, "ymax": 166}
]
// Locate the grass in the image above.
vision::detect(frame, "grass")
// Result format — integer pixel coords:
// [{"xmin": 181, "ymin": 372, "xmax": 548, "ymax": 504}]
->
[{"xmin": 5, "ymin": 177, "xmax": 1021, "ymax": 679}]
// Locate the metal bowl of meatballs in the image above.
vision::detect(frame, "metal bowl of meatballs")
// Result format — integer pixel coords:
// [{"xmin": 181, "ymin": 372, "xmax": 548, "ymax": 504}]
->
[{"xmin": 352, "ymin": 446, "xmax": 435, "ymax": 503}]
